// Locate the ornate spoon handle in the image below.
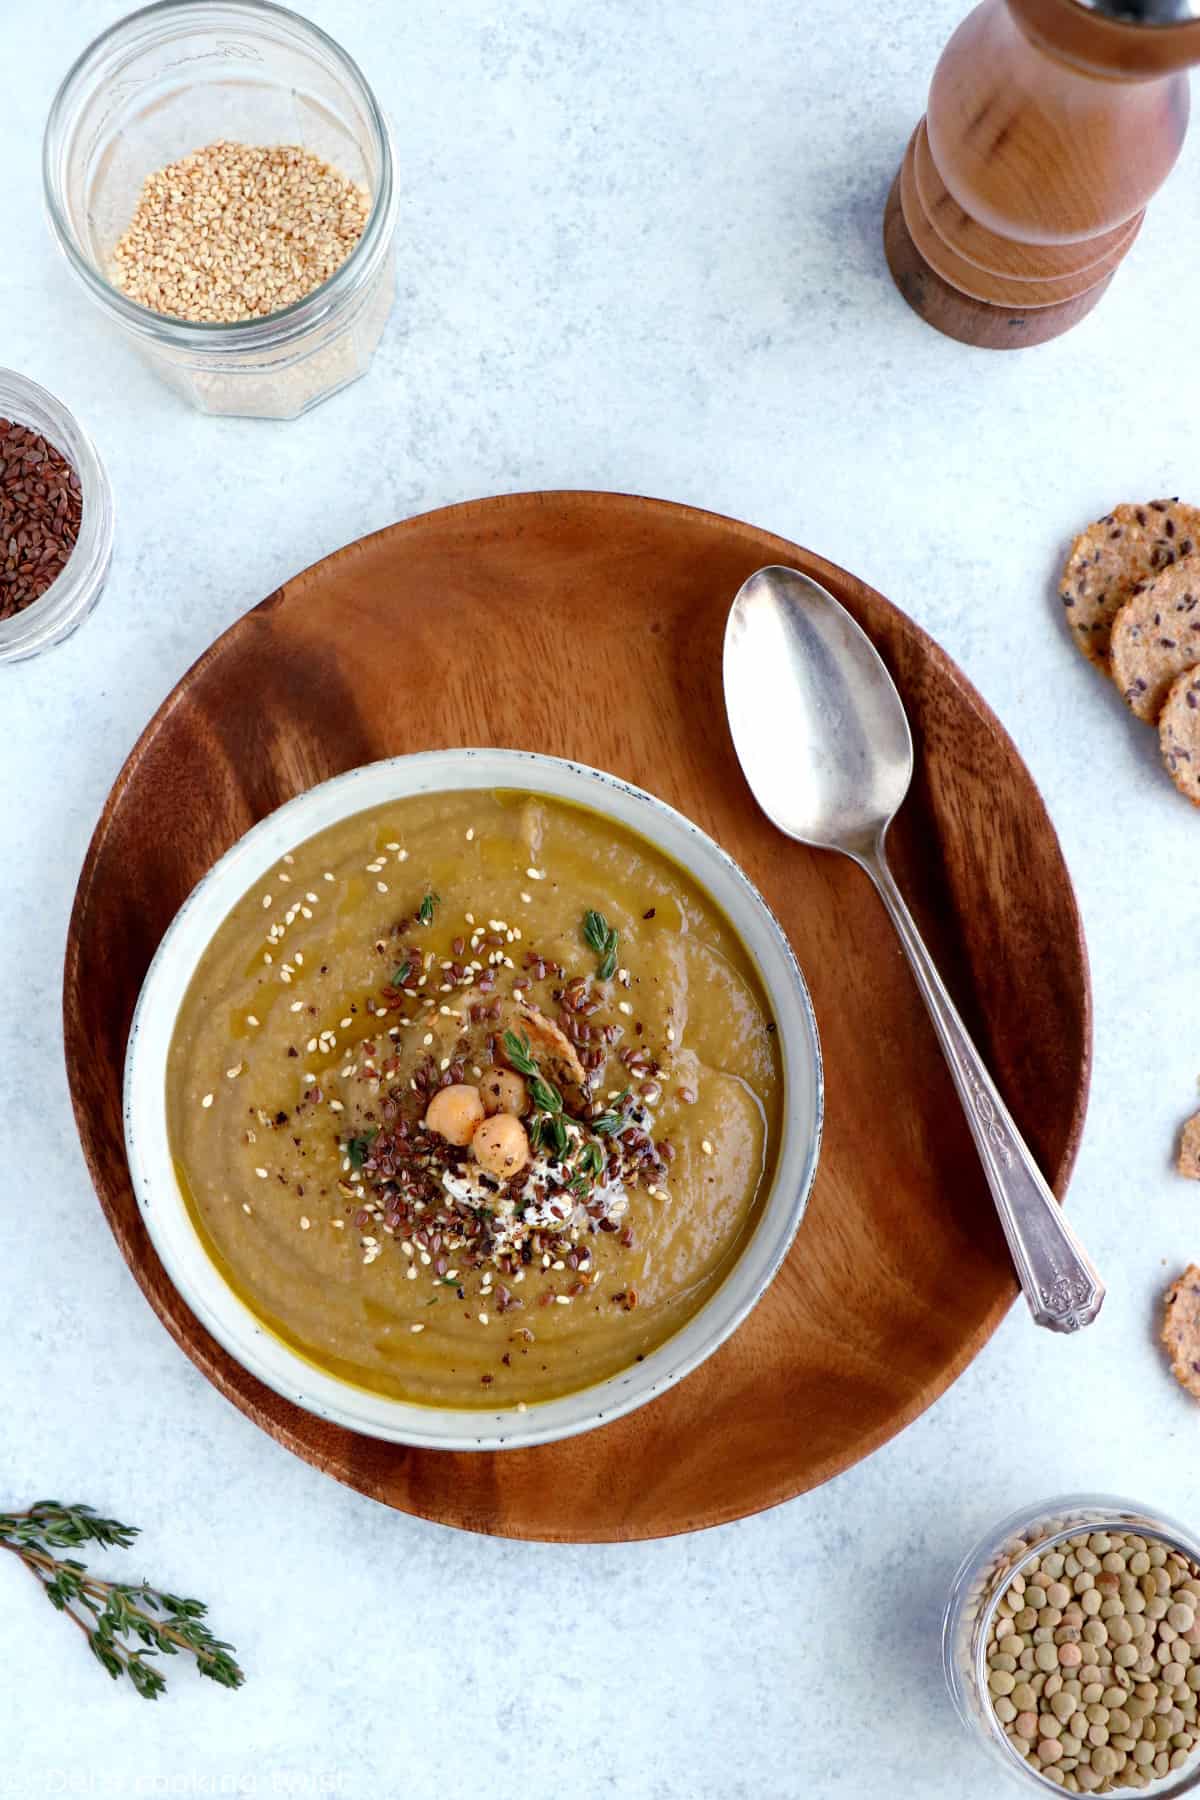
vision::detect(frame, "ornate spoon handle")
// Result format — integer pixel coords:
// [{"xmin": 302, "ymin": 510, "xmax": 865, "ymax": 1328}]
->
[{"xmin": 864, "ymin": 846, "xmax": 1104, "ymax": 1334}]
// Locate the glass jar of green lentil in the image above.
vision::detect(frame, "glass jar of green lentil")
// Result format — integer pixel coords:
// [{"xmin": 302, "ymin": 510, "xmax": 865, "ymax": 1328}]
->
[{"xmin": 944, "ymin": 1497, "xmax": 1200, "ymax": 1796}]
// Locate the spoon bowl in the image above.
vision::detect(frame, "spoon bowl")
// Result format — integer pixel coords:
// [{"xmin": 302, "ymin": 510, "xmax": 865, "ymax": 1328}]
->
[{"xmin": 723, "ymin": 566, "xmax": 912, "ymax": 857}]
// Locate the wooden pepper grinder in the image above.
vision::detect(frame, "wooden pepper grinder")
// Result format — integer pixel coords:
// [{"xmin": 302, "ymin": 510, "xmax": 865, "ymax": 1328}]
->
[{"xmin": 884, "ymin": 0, "xmax": 1200, "ymax": 347}]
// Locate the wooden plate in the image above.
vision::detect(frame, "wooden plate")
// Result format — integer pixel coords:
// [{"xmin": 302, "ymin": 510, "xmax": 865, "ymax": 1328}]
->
[{"xmin": 64, "ymin": 492, "xmax": 1091, "ymax": 1541}]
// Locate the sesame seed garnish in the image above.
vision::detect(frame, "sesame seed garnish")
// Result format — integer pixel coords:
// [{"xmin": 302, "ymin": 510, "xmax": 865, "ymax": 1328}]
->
[
  {"xmin": 410, "ymin": 1322, "xmax": 424, "ymax": 1333},
  {"xmin": 478, "ymin": 1312, "xmax": 489, "ymax": 1325},
  {"xmin": 261, "ymin": 894, "xmax": 272, "ymax": 909},
  {"xmin": 339, "ymin": 1016, "xmax": 352, "ymax": 1028},
  {"xmin": 323, "ymin": 871, "xmax": 335, "ymax": 882},
  {"xmin": 423, "ymin": 1033, "xmax": 433, "ymax": 1046},
  {"xmin": 201, "ymin": 1093, "xmax": 214, "ymax": 1109},
  {"xmin": 306, "ymin": 892, "xmax": 318, "ymax": 903},
  {"xmin": 263, "ymin": 953, "xmax": 272, "ymax": 965},
  {"xmin": 555, "ymin": 1295, "xmax": 570, "ymax": 1305},
  {"xmin": 280, "ymin": 970, "xmax": 292, "ymax": 984},
  {"xmin": 247, "ymin": 1015, "xmax": 259, "ymax": 1027},
  {"xmin": 301, "ymin": 906, "xmax": 313, "ymax": 919},
  {"xmin": 385, "ymin": 841, "xmax": 399, "ymax": 850},
  {"xmin": 618, "ymin": 1001, "xmax": 633, "ymax": 1015},
  {"xmin": 290, "ymin": 1000, "xmax": 303, "ymax": 1012},
  {"xmin": 300, "ymin": 1216, "xmax": 310, "ymax": 1230},
  {"xmin": 377, "ymin": 881, "xmax": 389, "ymax": 893},
  {"xmin": 466, "ymin": 827, "xmax": 474, "ymax": 841},
  {"xmin": 306, "ymin": 1037, "xmax": 318, "ymax": 1053},
  {"xmin": 332, "ymin": 1219, "xmax": 344, "ymax": 1229},
  {"xmin": 517, "ymin": 1401, "xmax": 527, "ymax": 1413},
  {"xmin": 526, "ymin": 867, "xmax": 545, "ymax": 880},
  {"xmin": 465, "ymin": 913, "xmax": 475, "ymax": 924},
  {"xmin": 254, "ymin": 1167, "xmax": 269, "ymax": 1180},
  {"xmin": 242, "ymin": 1202, "xmax": 252, "ymax": 1214},
  {"xmin": 398, "ymin": 848, "xmax": 409, "ymax": 861},
  {"xmin": 329, "ymin": 1099, "xmax": 344, "ymax": 1112},
  {"xmin": 666, "ymin": 1026, "xmax": 675, "ymax": 1043},
  {"xmin": 520, "ymin": 891, "xmax": 532, "ymax": 904},
  {"xmin": 701, "ymin": 1139, "xmax": 714, "ymax": 1156},
  {"xmin": 225, "ymin": 1063, "xmax": 243, "ymax": 1079}
]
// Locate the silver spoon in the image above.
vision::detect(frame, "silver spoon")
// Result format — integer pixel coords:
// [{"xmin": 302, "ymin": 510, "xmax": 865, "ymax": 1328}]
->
[{"xmin": 723, "ymin": 565, "xmax": 1104, "ymax": 1334}]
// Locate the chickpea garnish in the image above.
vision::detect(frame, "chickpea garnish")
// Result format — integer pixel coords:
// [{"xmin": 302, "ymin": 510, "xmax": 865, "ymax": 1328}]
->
[
  {"xmin": 480, "ymin": 1069, "xmax": 528, "ymax": 1117},
  {"xmin": 424, "ymin": 1084, "xmax": 485, "ymax": 1146},
  {"xmin": 471, "ymin": 1114, "xmax": 530, "ymax": 1178}
]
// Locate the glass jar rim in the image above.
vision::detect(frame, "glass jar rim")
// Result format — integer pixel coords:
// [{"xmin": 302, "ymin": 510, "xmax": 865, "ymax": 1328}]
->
[
  {"xmin": 0, "ymin": 369, "xmax": 114, "ymax": 662},
  {"xmin": 41, "ymin": 0, "xmax": 398, "ymax": 353},
  {"xmin": 958, "ymin": 1495, "xmax": 1200, "ymax": 1795}
]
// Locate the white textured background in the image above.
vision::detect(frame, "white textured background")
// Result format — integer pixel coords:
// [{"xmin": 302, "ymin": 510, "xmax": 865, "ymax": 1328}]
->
[{"xmin": 2, "ymin": 2, "xmax": 1199, "ymax": 1795}]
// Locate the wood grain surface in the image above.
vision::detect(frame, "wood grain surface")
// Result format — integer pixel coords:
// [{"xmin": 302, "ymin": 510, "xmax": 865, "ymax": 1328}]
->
[
  {"xmin": 886, "ymin": 0, "xmax": 1193, "ymax": 348},
  {"xmin": 63, "ymin": 491, "xmax": 1091, "ymax": 1541}
]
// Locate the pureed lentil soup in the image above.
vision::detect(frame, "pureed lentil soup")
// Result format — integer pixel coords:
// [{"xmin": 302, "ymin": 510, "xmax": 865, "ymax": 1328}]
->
[{"xmin": 166, "ymin": 790, "xmax": 783, "ymax": 1409}]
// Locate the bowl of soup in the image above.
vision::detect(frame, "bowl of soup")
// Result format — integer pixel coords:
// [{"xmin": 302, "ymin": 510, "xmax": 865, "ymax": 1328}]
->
[{"xmin": 125, "ymin": 749, "xmax": 823, "ymax": 1449}]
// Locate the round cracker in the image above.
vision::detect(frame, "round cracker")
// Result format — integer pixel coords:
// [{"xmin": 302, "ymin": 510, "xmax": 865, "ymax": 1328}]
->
[
  {"xmin": 1163, "ymin": 1265, "xmax": 1200, "ymax": 1399},
  {"xmin": 1159, "ymin": 664, "xmax": 1200, "ymax": 807},
  {"xmin": 1110, "ymin": 556, "xmax": 1200, "ymax": 722},
  {"xmin": 1059, "ymin": 499, "xmax": 1200, "ymax": 672}
]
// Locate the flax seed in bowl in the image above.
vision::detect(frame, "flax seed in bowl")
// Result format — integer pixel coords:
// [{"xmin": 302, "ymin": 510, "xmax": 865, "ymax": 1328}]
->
[
  {"xmin": 43, "ymin": 2, "xmax": 398, "ymax": 419},
  {"xmin": 0, "ymin": 370, "xmax": 113, "ymax": 665}
]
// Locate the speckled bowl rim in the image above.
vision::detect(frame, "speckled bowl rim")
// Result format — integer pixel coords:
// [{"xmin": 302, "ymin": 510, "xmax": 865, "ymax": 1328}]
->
[{"xmin": 123, "ymin": 749, "xmax": 824, "ymax": 1451}]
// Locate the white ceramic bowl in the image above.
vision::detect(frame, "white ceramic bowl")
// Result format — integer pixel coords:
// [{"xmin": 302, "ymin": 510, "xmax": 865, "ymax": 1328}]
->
[{"xmin": 125, "ymin": 749, "xmax": 824, "ymax": 1450}]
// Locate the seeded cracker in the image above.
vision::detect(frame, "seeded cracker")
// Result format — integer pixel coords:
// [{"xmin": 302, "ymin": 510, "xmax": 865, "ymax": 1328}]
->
[
  {"xmin": 1159, "ymin": 665, "xmax": 1200, "ymax": 806},
  {"xmin": 1162, "ymin": 1265, "xmax": 1200, "ymax": 1398},
  {"xmin": 1110, "ymin": 555, "xmax": 1200, "ymax": 721},
  {"xmin": 1180, "ymin": 1114, "xmax": 1200, "ymax": 1181},
  {"xmin": 1059, "ymin": 499, "xmax": 1200, "ymax": 672}
]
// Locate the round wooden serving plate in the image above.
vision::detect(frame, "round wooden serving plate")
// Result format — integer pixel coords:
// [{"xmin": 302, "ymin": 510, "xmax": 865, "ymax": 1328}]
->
[{"xmin": 64, "ymin": 491, "xmax": 1091, "ymax": 1541}]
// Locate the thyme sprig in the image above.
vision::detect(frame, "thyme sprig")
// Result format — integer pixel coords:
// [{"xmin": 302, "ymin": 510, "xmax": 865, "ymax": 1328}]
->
[
  {"xmin": 502, "ymin": 1030, "xmax": 563, "ymax": 1118},
  {"xmin": 0, "ymin": 1503, "xmax": 244, "ymax": 1700},
  {"xmin": 417, "ymin": 890, "xmax": 440, "ymax": 927},
  {"xmin": 582, "ymin": 910, "xmax": 619, "ymax": 982}
]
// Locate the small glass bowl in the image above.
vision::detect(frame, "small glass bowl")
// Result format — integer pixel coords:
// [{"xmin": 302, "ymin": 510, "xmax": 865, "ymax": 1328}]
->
[
  {"xmin": 0, "ymin": 370, "xmax": 114, "ymax": 665},
  {"xmin": 42, "ymin": 0, "xmax": 398, "ymax": 419},
  {"xmin": 945, "ymin": 1495, "xmax": 1200, "ymax": 1796}
]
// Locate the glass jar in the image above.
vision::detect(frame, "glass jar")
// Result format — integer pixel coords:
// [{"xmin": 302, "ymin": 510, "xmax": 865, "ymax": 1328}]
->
[
  {"xmin": 0, "ymin": 370, "xmax": 114, "ymax": 665},
  {"xmin": 42, "ymin": 0, "xmax": 398, "ymax": 419},
  {"xmin": 944, "ymin": 1495, "xmax": 1200, "ymax": 1795}
]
